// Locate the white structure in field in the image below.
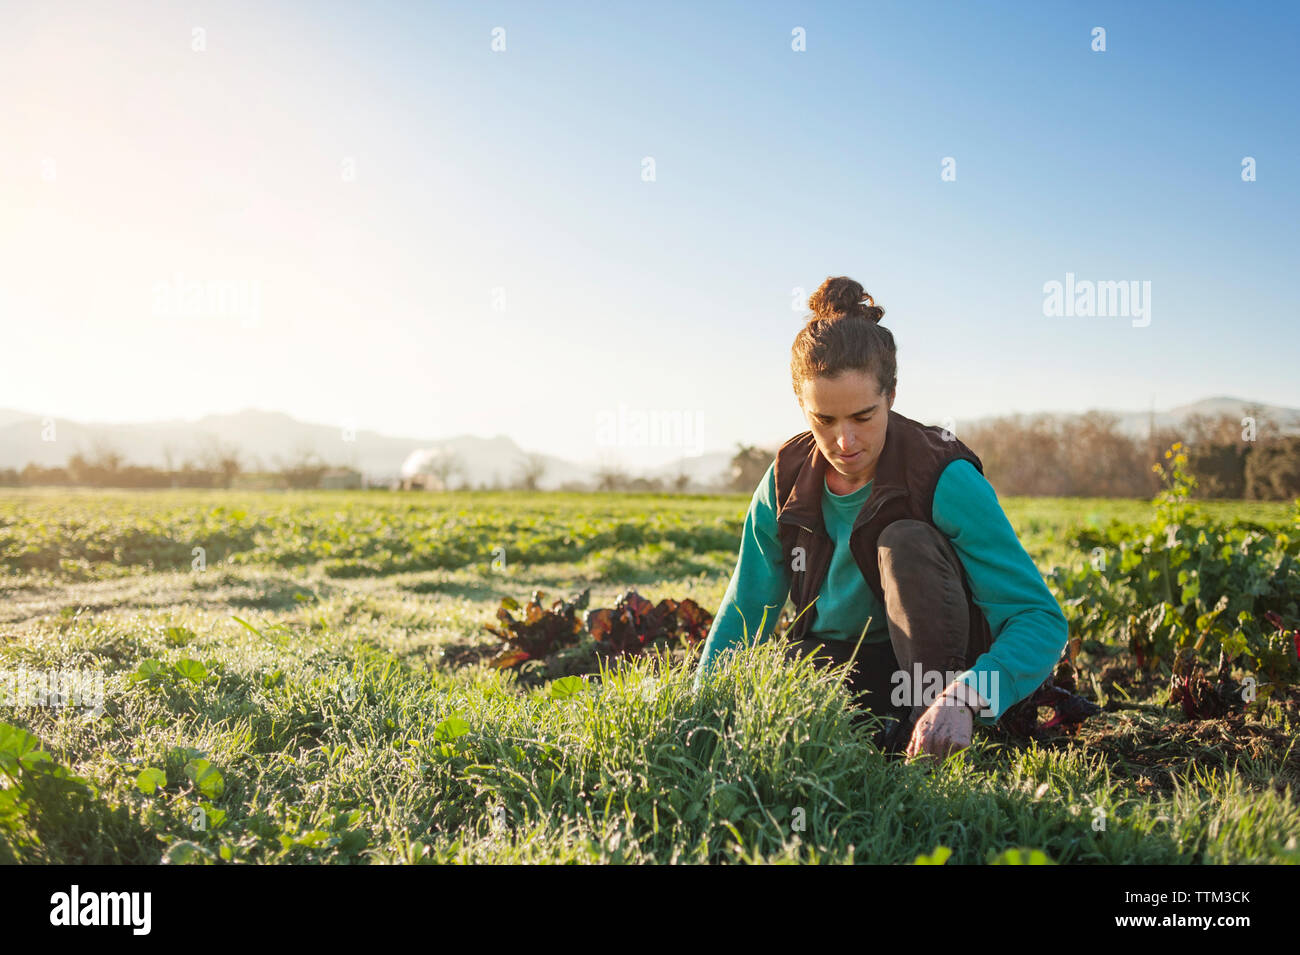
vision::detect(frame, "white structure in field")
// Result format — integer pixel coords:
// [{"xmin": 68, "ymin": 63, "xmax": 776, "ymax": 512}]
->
[{"xmin": 399, "ymin": 447, "xmax": 459, "ymax": 491}]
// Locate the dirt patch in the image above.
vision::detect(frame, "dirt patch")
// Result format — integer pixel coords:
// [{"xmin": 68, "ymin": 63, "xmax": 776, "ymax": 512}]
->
[
  {"xmin": 1008, "ymin": 702, "xmax": 1300, "ymax": 793},
  {"xmin": 437, "ymin": 641, "xmax": 500, "ymax": 669},
  {"xmin": 442, "ymin": 634, "xmax": 699, "ymax": 688}
]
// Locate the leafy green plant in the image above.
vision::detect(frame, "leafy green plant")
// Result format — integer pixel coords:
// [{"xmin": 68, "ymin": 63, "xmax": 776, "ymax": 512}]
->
[
  {"xmin": 547, "ymin": 675, "xmax": 586, "ymax": 700},
  {"xmin": 913, "ymin": 845, "xmax": 951, "ymax": 864},
  {"xmin": 431, "ymin": 712, "xmax": 470, "ymax": 758},
  {"xmin": 988, "ymin": 847, "xmax": 1056, "ymax": 865},
  {"xmin": 912, "ymin": 845, "xmax": 1055, "ymax": 864},
  {"xmin": 184, "ymin": 758, "xmax": 225, "ymax": 799},
  {"xmin": 0, "ymin": 722, "xmax": 95, "ymax": 863},
  {"xmin": 135, "ymin": 768, "xmax": 167, "ymax": 794},
  {"xmin": 128, "ymin": 657, "xmax": 212, "ymax": 687},
  {"xmin": 1052, "ymin": 442, "xmax": 1300, "ymax": 688},
  {"xmin": 1152, "ymin": 442, "xmax": 1198, "ymax": 528}
]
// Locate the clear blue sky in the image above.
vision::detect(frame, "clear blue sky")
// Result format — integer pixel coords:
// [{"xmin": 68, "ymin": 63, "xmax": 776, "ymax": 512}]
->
[{"xmin": 2, "ymin": 0, "xmax": 1296, "ymax": 469}]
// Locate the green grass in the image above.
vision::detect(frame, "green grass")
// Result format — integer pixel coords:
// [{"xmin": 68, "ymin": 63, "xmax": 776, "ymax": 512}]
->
[{"xmin": 1, "ymin": 488, "xmax": 1297, "ymax": 864}]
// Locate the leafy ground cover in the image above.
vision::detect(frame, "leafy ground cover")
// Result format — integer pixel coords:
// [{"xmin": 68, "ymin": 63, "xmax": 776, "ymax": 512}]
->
[{"xmin": 1, "ymin": 462, "xmax": 1297, "ymax": 864}]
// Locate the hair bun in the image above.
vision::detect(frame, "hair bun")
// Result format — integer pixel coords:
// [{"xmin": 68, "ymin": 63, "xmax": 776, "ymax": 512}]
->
[{"xmin": 808, "ymin": 275, "xmax": 885, "ymax": 324}]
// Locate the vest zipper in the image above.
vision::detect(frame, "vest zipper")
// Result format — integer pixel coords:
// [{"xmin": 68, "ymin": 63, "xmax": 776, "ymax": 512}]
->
[{"xmin": 853, "ymin": 486, "xmax": 907, "ymax": 531}]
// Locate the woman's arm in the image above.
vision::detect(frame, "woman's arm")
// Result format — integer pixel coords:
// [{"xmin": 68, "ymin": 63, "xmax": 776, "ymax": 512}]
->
[
  {"xmin": 693, "ymin": 462, "xmax": 792, "ymax": 690},
  {"xmin": 930, "ymin": 458, "xmax": 1069, "ymax": 725}
]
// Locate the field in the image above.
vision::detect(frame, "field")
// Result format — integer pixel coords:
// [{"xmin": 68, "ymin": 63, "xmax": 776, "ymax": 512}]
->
[{"xmin": 1, "ymin": 481, "xmax": 1298, "ymax": 864}]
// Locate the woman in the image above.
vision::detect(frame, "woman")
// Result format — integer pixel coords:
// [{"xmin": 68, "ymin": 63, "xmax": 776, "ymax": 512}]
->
[{"xmin": 692, "ymin": 276, "xmax": 1068, "ymax": 761}]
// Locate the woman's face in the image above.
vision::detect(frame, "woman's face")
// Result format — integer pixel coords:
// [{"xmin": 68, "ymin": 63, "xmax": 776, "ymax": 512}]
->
[{"xmin": 798, "ymin": 369, "xmax": 895, "ymax": 487}]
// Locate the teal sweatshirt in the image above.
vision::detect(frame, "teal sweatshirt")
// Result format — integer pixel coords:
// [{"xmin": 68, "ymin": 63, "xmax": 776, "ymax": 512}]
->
[{"xmin": 692, "ymin": 458, "xmax": 1068, "ymax": 725}]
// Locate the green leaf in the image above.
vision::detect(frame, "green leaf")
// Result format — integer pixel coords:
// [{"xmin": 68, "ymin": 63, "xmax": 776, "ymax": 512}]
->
[
  {"xmin": 135, "ymin": 768, "xmax": 167, "ymax": 794},
  {"xmin": 333, "ymin": 810, "xmax": 362, "ymax": 828},
  {"xmin": 18, "ymin": 749, "xmax": 53, "ymax": 772},
  {"xmin": 0, "ymin": 787, "xmax": 23, "ymax": 826},
  {"xmin": 913, "ymin": 846, "xmax": 952, "ymax": 865},
  {"xmin": 548, "ymin": 675, "xmax": 584, "ymax": 700},
  {"xmin": 988, "ymin": 847, "xmax": 1055, "ymax": 865},
  {"xmin": 200, "ymin": 803, "xmax": 227, "ymax": 829},
  {"xmin": 433, "ymin": 714, "xmax": 470, "ymax": 742},
  {"xmin": 336, "ymin": 829, "xmax": 368, "ymax": 854},
  {"xmin": 162, "ymin": 840, "xmax": 214, "ymax": 865},
  {"xmin": 129, "ymin": 658, "xmax": 170, "ymax": 685},
  {"xmin": 1220, "ymin": 632, "xmax": 1248, "ymax": 659},
  {"xmin": 711, "ymin": 787, "xmax": 739, "ymax": 819},
  {"xmin": 0, "ymin": 722, "xmax": 41, "ymax": 763},
  {"xmin": 173, "ymin": 659, "xmax": 208, "ymax": 684},
  {"xmin": 184, "ymin": 758, "xmax": 224, "ymax": 799}
]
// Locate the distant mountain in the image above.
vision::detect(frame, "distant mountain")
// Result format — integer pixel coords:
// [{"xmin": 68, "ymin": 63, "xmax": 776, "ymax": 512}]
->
[
  {"xmin": 0, "ymin": 397, "xmax": 1293, "ymax": 490},
  {"xmin": 0, "ymin": 408, "xmax": 602, "ymax": 490},
  {"xmin": 647, "ymin": 449, "xmax": 736, "ymax": 487},
  {"xmin": 0, "ymin": 409, "xmax": 33, "ymax": 429},
  {"xmin": 951, "ymin": 396, "xmax": 1300, "ymax": 440}
]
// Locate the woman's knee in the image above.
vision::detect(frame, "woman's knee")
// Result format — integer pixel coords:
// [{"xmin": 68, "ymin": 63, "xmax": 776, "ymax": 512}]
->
[
  {"xmin": 878, "ymin": 518, "xmax": 941, "ymax": 553},
  {"xmin": 877, "ymin": 519, "xmax": 962, "ymax": 580}
]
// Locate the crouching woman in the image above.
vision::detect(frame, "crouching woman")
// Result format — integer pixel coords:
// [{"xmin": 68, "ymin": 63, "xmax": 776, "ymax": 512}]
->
[{"xmin": 692, "ymin": 275, "xmax": 1068, "ymax": 761}]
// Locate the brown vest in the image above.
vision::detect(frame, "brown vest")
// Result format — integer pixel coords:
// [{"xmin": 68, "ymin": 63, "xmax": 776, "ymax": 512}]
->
[{"xmin": 774, "ymin": 408, "xmax": 989, "ymax": 650}]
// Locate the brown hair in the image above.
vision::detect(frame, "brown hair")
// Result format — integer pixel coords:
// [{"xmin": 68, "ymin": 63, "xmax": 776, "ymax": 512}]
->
[{"xmin": 791, "ymin": 276, "xmax": 897, "ymax": 403}]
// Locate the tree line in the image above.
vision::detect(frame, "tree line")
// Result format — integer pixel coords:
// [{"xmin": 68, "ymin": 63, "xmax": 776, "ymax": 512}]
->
[
  {"xmin": 726, "ymin": 408, "xmax": 1300, "ymax": 500},
  {"xmin": 0, "ymin": 439, "xmax": 352, "ymax": 490}
]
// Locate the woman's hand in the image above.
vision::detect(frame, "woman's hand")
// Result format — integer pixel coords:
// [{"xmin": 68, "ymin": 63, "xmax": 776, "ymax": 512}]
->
[{"xmin": 904, "ymin": 681, "xmax": 983, "ymax": 762}]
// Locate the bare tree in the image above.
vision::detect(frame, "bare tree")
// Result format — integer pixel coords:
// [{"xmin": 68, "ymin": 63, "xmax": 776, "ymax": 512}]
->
[
  {"xmin": 965, "ymin": 412, "xmax": 1064, "ymax": 496},
  {"xmin": 425, "ymin": 450, "xmax": 467, "ymax": 490},
  {"xmin": 728, "ymin": 443, "xmax": 775, "ymax": 493},
  {"xmin": 513, "ymin": 452, "xmax": 547, "ymax": 491},
  {"xmin": 86, "ymin": 437, "xmax": 125, "ymax": 472},
  {"xmin": 196, "ymin": 433, "xmax": 244, "ymax": 489},
  {"xmin": 595, "ymin": 465, "xmax": 629, "ymax": 492},
  {"xmin": 1057, "ymin": 411, "xmax": 1148, "ymax": 497},
  {"xmin": 273, "ymin": 440, "xmax": 326, "ymax": 490}
]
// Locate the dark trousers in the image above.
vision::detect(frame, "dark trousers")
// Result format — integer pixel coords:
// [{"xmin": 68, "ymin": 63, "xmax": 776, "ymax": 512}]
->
[{"xmin": 781, "ymin": 519, "xmax": 994, "ymax": 735}]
